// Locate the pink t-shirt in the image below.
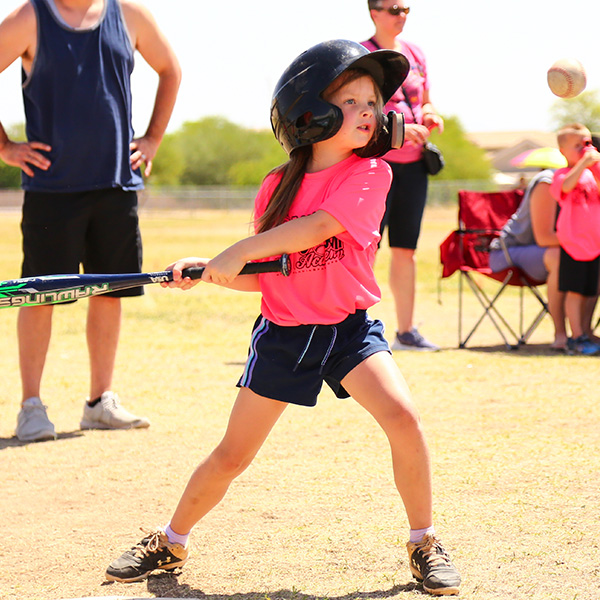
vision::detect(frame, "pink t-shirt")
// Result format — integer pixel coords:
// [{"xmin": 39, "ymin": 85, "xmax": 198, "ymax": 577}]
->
[
  {"xmin": 551, "ymin": 167, "xmax": 600, "ymax": 260},
  {"xmin": 361, "ymin": 38, "xmax": 429, "ymax": 164},
  {"xmin": 255, "ymin": 154, "xmax": 392, "ymax": 326}
]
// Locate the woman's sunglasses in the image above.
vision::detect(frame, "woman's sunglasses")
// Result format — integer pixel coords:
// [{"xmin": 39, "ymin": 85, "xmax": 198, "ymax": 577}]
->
[{"xmin": 374, "ymin": 5, "xmax": 410, "ymax": 16}]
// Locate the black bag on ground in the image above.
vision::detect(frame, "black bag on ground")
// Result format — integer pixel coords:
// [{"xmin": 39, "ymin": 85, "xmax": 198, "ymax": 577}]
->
[{"xmin": 422, "ymin": 142, "xmax": 445, "ymax": 175}]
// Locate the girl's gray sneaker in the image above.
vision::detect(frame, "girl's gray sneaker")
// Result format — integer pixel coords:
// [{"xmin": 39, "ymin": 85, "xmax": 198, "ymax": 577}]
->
[
  {"xmin": 407, "ymin": 534, "xmax": 461, "ymax": 596},
  {"xmin": 106, "ymin": 529, "xmax": 188, "ymax": 582}
]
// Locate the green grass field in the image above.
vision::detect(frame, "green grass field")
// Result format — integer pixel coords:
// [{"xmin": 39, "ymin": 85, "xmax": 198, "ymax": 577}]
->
[{"xmin": 0, "ymin": 206, "xmax": 599, "ymax": 600}]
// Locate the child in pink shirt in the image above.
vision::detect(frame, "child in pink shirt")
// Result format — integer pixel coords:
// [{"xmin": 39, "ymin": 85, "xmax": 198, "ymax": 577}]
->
[
  {"xmin": 253, "ymin": 153, "xmax": 389, "ymax": 326},
  {"xmin": 106, "ymin": 40, "xmax": 461, "ymax": 596},
  {"xmin": 550, "ymin": 123, "xmax": 600, "ymax": 355}
]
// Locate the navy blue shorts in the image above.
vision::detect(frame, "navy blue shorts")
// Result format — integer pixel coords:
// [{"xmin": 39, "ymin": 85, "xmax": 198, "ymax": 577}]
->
[
  {"xmin": 21, "ymin": 188, "xmax": 143, "ymax": 297},
  {"xmin": 237, "ymin": 310, "xmax": 391, "ymax": 407}
]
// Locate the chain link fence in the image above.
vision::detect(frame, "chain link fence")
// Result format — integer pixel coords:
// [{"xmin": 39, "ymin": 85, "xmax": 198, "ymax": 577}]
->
[{"xmin": 0, "ymin": 180, "xmax": 502, "ymax": 212}]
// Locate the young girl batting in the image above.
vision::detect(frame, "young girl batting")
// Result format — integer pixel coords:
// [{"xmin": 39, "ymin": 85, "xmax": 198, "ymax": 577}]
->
[{"xmin": 105, "ymin": 39, "xmax": 461, "ymax": 597}]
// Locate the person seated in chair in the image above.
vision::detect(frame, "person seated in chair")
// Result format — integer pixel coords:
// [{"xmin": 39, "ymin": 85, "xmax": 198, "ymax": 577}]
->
[
  {"xmin": 488, "ymin": 170, "xmax": 568, "ymax": 349},
  {"xmin": 489, "ymin": 169, "xmax": 599, "ymax": 350}
]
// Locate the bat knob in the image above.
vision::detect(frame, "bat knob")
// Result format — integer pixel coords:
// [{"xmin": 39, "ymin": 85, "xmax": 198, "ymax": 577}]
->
[{"xmin": 281, "ymin": 254, "xmax": 292, "ymax": 277}]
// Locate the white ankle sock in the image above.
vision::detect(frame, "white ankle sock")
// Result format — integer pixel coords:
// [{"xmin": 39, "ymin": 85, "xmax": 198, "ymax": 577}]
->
[
  {"xmin": 410, "ymin": 525, "xmax": 435, "ymax": 543},
  {"xmin": 164, "ymin": 523, "xmax": 189, "ymax": 547}
]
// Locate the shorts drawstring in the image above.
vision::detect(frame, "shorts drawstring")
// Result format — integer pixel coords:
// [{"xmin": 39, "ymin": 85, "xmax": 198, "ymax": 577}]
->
[
  {"xmin": 320, "ymin": 326, "xmax": 338, "ymax": 374},
  {"xmin": 294, "ymin": 326, "xmax": 317, "ymax": 372},
  {"xmin": 293, "ymin": 325, "xmax": 338, "ymax": 374}
]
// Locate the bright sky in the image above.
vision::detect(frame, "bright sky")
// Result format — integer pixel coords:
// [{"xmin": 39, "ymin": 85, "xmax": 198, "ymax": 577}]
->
[{"xmin": 1, "ymin": 0, "xmax": 599, "ymax": 137}]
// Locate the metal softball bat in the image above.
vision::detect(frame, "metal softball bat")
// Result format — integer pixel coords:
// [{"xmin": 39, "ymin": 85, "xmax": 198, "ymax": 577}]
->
[{"xmin": 0, "ymin": 254, "xmax": 291, "ymax": 308}]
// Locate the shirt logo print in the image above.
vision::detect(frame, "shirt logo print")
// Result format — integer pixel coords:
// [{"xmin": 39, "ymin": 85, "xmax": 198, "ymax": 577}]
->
[{"xmin": 296, "ymin": 237, "xmax": 345, "ymax": 270}]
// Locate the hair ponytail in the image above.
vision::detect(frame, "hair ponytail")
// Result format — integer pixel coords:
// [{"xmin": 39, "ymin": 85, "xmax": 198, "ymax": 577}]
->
[{"xmin": 256, "ymin": 146, "xmax": 311, "ymax": 233}]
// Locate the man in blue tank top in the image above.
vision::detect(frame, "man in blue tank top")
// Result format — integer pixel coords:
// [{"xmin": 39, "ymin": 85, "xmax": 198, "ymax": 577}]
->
[{"xmin": 0, "ymin": 0, "xmax": 181, "ymax": 442}]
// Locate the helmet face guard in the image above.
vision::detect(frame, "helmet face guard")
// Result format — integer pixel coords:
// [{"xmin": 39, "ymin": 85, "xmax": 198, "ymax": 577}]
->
[{"xmin": 271, "ymin": 39, "xmax": 410, "ymax": 156}]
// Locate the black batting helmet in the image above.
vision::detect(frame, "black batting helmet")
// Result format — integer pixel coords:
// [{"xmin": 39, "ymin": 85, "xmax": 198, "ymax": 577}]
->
[{"xmin": 271, "ymin": 39, "xmax": 409, "ymax": 155}]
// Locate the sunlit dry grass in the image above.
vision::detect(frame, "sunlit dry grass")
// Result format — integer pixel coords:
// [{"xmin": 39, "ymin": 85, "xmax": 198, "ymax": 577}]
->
[{"xmin": 0, "ymin": 205, "xmax": 598, "ymax": 600}]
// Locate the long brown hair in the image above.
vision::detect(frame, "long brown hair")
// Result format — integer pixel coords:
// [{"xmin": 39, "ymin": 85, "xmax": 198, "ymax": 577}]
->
[
  {"xmin": 256, "ymin": 69, "xmax": 383, "ymax": 234},
  {"xmin": 255, "ymin": 146, "xmax": 311, "ymax": 234}
]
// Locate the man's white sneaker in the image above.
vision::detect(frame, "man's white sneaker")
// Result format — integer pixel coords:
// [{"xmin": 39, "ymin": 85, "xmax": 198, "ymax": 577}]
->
[
  {"xmin": 16, "ymin": 397, "xmax": 57, "ymax": 442},
  {"xmin": 80, "ymin": 391, "xmax": 150, "ymax": 430}
]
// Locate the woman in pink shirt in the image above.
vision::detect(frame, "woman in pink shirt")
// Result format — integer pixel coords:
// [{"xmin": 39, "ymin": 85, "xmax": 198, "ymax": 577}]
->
[
  {"xmin": 105, "ymin": 40, "xmax": 460, "ymax": 596},
  {"xmin": 362, "ymin": 0, "xmax": 444, "ymax": 351}
]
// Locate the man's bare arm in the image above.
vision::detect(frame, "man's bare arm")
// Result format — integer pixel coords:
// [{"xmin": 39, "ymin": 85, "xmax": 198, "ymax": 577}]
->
[
  {"xmin": 121, "ymin": 1, "xmax": 182, "ymax": 176},
  {"xmin": 0, "ymin": 2, "xmax": 51, "ymax": 175}
]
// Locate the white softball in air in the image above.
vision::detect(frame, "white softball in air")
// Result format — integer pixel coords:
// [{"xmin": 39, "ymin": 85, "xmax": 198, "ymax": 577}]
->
[{"xmin": 547, "ymin": 58, "xmax": 587, "ymax": 98}]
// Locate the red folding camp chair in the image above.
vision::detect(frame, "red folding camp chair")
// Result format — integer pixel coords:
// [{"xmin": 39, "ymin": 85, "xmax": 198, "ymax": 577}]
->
[{"xmin": 440, "ymin": 189, "xmax": 549, "ymax": 349}]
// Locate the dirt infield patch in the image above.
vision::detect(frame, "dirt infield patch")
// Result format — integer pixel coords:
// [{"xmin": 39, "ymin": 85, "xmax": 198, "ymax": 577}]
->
[{"xmin": 1, "ymin": 209, "xmax": 599, "ymax": 600}]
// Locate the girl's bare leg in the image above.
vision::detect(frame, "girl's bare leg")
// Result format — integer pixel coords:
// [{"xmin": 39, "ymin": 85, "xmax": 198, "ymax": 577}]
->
[
  {"xmin": 341, "ymin": 351, "xmax": 432, "ymax": 529},
  {"xmin": 170, "ymin": 388, "xmax": 287, "ymax": 534}
]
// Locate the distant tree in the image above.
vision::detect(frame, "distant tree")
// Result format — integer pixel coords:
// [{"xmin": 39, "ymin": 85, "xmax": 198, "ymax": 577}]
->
[
  {"xmin": 549, "ymin": 90, "xmax": 600, "ymax": 132},
  {"xmin": 0, "ymin": 123, "xmax": 26, "ymax": 188},
  {"xmin": 228, "ymin": 131, "xmax": 287, "ymax": 185},
  {"xmin": 428, "ymin": 116, "xmax": 492, "ymax": 180},
  {"xmin": 141, "ymin": 114, "xmax": 492, "ymax": 187},
  {"xmin": 172, "ymin": 117, "xmax": 285, "ymax": 185},
  {"xmin": 0, "ymin": 161, "xmax": 22, "ymax": 188},
  {"xmin": 148, "ymin": 132, "xmax": 186, "ymax": 186}
]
